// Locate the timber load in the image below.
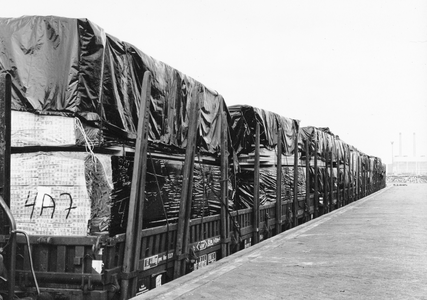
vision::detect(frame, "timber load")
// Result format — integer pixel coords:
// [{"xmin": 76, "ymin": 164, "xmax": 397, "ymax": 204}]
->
[{"xmin": 0, "ymin": 16, "xmax": 386, "ymax": 300}]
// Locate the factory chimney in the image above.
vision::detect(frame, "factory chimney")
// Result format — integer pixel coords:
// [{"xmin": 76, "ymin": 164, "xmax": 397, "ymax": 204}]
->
[{"xmin": 399, "ymin": 132, "xmax": 402, "ymax": 156}]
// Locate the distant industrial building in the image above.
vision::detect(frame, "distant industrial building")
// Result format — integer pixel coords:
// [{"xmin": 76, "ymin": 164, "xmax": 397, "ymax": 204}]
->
[
  {"xmin": 388, "ymin": 156, "xmax": 427, "ymax": 175},
  {"xmin": 387, "ymin": 132, "xmax": 427, "ymax": 175}
]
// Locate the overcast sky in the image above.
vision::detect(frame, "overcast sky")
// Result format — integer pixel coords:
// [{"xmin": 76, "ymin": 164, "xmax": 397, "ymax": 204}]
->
[{"xmin": 3, "ymin": 0, "xmax": 427, "ymax": 163}]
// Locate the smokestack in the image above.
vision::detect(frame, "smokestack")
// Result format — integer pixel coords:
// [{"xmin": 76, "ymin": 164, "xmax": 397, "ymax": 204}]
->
[
  {"xmin": 399, "ymin": 132, "xmax": 402, "ymax": 156},
  {"xmin": 413, "ymin": 132, "xmax": 416, "ymax": 157}
]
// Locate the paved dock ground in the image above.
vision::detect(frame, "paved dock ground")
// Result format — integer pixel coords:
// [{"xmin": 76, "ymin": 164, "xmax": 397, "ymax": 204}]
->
[{"xmin": 136, "ymin": 185, "xmax": 427, "ymax": 299}]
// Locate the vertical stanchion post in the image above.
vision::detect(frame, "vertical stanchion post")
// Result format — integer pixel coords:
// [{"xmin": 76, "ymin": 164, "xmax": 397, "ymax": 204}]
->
[
  {"xmin": 329, "ymin": 150, "xmax": 334, "ymax": 211},
  {"xmin": 363, "ymin": 156, "xmax": 366, "ymax": 198},
  {"xmin": 121, "ymin": 71, "xmax": 152, "ymax": 299},
  {"xmin": 0, "ymin": 73, "xmax": 14, "ymax": 298},
  {"xmin": 220, "ymin": 107, "xmax": 229, "ymax": 258},
  {"xmin": 355, "ymin": 155, "xmax": 358, "ymax": 200},
  {"xmin": 336, "ymin": 143, "xmax": 340, "ymax": 208},
  {"xmin": 313, "ymin": 133, "xmax": 319, "ymax": 218},
  {"xmin": 349, "ymin": 149, "xmax": 352, "ymax": 202},
  {"xmin": 0, "ymin": 74, "xmax": 11, "ymax": 210},
  {"xmin": 253, "ymin": 122, "xmax": 261, "ymax": 244},
  {"xmin": 174, "ymin": 89, "xmax": 200, "ymax": 279},
  {"xmin": 343, "ymin": 146, "xmax": 347, "ymax": 206},
  {"xmin": 349, "ymin": 151, "xmax": 352, "ymax": 203},
  {"xmin": 305, "ymin": 137, "xmax": 310, "ymax": 221},
  {"xmin": 361, "ymin": 156, "xmax": 364, "ymax": 198},
  {"xmin": 323, "ymin": 152, "xmax": 328, "ymax": 214},
  {"xmin": 275, "ymin": 127, "xmax": 282, "ymax": 234},
  {"xmin": 352, "ymin": 152, "xmax": 355, "ymax": 201},
  {"xmin": 293, "ymin": 128, "xmax": 299, "ymax": 227},
  {"xmin": 357, "ymin": 155, "xmax": 360, "ymax": 200}
]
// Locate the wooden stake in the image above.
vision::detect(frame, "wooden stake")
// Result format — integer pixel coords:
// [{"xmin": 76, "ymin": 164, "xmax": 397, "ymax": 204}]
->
[
  {"xmin": 275, "ymin": 127, "xmax": 282, "ymax": 234},
  {"xmin": 220, "ymin": 107, "xmax": 229, "ymax": 258},
  {"xmin": 174, "ymin": 88, "xmax": 200, "ymax": 279},
  {"xmin": 313, "ymin": 133, "xmax": 319, "ymax": 218},
  {"xmin": 343, "ymin": 146, "xmax": 346, "ymax": 206},
  {"xmin": 293, "ymin": 128, "xmax": 299, "ymax": 227},
  {"xmin": 350, "ymin": 151, "xmax": 353, "ymax": 203},
  {"xmin": 0, "ymin": 73, "xmax": 11, "ymax": 209},
  {"xmin": 336, "ymin": 143, "xmax": 340, "ymax": 208},
  {"xmin": 324, "ymin": 152, "xmax": 329, "ymax": 214},
  {"xmin": 357, "ymin": 155, "xmax": 360, "ymax": 200},
  {"xmin": 121, "ymin": 71, "xmax": 152, "ymax": 299},
  {"xmin": 253, "ymin": 122, "xmax": 260, "ymax": 244},
  {"xmin": 305, "ymin": 137, "xmax": 310, "ymax": 221},
  {"xmin": 329, "ymin": 150, "xmax": 334, "ymax": 211},
  {"xmin": 0, "ymin": 73, "xmax": 14, "ymax": 298}
]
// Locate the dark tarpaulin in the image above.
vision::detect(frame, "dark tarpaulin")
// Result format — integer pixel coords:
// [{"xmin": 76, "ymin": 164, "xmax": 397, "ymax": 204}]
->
[
  {"xmin": 301, "ymin": 126, "xmax": 349, "ymax": 162},
  {"xmin": 109, "ymin": 155, "xmax": 223, "ymax": 235},
  {"xmin": 228, "ymin": 105, "xmax": 299, "ymax": 156},
  {"xmin": 300, "ymin": 126, "xmax": 336, "ymax": 161},
  {"xmin": 232, "ymin": 167, "xmax": 306, "ymax": 209},
  {"xmin": 0, "ymin": 16, "xmax": 226, "ymax": 153},
  {"xmin": 227, "ymin": 105, "xmax": 301, "ymax": 209}
]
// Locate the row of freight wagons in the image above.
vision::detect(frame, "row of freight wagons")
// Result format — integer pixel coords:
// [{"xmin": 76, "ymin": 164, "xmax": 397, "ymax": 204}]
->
[{"xmin": 0, "ymin": 16, "xmax": 386, "ymax": 300}]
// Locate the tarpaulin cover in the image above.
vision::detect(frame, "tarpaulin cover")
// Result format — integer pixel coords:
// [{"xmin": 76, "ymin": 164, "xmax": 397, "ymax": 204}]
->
[
  {"xmin": 300, "ymin": 126, "xmax": 338, "ymax": 161},
  {"xmin": 232, "ymin": 167, "xmax": 306, "ymax": 209},
  {"xmin": 228, "ymin": 105, "xmax": 299, "ymax": 156},
  {"xmin": 109, "ymin": 155, "xmax": 223, "ymax": 235},
  {"xmin": 301, "ymin": 126, "xmax": 356, "ymax": 163},
  {"xmin": 0, "ymin": 16, "xmax": 226, "ymax": 153}
]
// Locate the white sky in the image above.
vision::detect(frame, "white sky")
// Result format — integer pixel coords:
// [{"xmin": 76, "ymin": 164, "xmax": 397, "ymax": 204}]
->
[{"xmin": 3, "ymin": 0, "xmax": 427, "ymax": 163}]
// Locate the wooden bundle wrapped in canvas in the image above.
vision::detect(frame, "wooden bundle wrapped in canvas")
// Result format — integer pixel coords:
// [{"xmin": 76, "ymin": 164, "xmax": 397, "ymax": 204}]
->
[
  {"xmin": 11, "ymin": 111, "xmax": 102, "ymax": 147},
  {"xmin": 10, "ymin": 152, "xmax": 112, "ymax": 236}
]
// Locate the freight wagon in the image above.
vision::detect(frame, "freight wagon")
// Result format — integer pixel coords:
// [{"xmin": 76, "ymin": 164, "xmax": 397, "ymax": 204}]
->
[{"xmin": 0, "ymin": 16, "xmax": 386, "ymax": 300}]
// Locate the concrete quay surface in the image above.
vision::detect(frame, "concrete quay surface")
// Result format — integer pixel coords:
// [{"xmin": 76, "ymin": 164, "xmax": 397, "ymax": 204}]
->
[{"xmin": 136, "ymin": 184, "xmax": 427, "ymax": 300}]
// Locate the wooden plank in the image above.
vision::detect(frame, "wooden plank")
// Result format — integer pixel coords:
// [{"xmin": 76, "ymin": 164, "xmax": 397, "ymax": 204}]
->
[
  {"xmin": 16, "ymin": 271, "xmax": 103, "ymax": 284},
  {"xmin": 54, "ymin": 245, "xmax": 68, "ymax": 272},
  {"xmin": 23, "ymin": 243, "xmax": 31, "ymax": 271},
  {"xmin": 154, "ymin": 235, "xmax": 161, "ymax": 258},
  {"xmin": 74, "ymin": 246, "xmax": 85, "ymax": 274},
  {"xmin": 253, "ymin": 122, "xmax": 261, "ymax": 244},
  {"xmin": 103, "ymin": 243, "xmax": 117, "ymax": 270},
  {"xmin": 141, "ymin": 223, "xmax": 178, "ymax": 238},
  {"xmin": 14, "ymin": 235, "xmax": 106, "ymax": 246},
  {"xmin": 147, "ymin": 236, "xmax": 154, "ymax": 257},
  {"xmin": 160, "ymin": 233, "xmax": 167, "ymax": 254},
  {"xmin": 275, "ymin": 127, "xmax": 282, "ymax": 234},
  {"xmin": 188, "ymin": 215, "xmax": 220, "ymax": 226},
  {"xmin": 220, "ymin": 108, "xmax": 229, "ymax": 258},
  {"xmin": 173, "ymin": 89, "xmax": 200, "ymax": 279},
  {"xmin": 121, "ymin": 71, "xmax": 152, "ymax": 299},
  {"xmin": 139, "ymin": 235, "xmax": 152, "ymax": 259}
]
